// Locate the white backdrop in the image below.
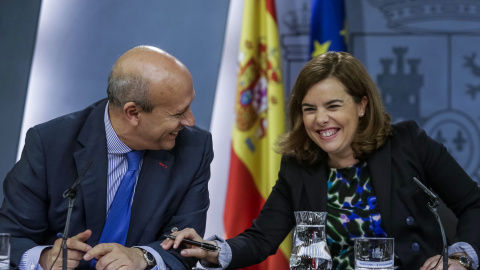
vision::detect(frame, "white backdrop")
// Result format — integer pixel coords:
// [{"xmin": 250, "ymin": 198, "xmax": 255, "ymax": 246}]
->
[{"xmin": 205, "ymin": 0, "xmax": 242, "ymax": 238}]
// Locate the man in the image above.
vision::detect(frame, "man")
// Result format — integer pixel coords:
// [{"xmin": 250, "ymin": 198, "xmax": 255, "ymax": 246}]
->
[{"xmin": 0, "ymin": 46, "xmax": 213, "ymax": 269}]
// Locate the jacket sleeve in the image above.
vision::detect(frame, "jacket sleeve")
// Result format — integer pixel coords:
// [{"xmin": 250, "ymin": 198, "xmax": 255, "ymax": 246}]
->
[
  {"xmin": 226, "ymin": 156, "xmax": 295, "ymax": 269},
  {"xmin": 152, "ymin": 131, "xmax": 214, "ymax": 269},
  {"xmin": 405, "ymin": 121, "xmax": 480, "ymax": 258},
  {"xmin": 0, "ymin": 127, "xmax": 50, "ymax": 269}
]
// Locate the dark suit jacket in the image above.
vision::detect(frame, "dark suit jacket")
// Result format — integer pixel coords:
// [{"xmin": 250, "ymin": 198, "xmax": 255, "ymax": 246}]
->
[
  {"xmin": 226, "ymin": 121, "xmax": 480, "ymax": 269},
  {"xmin": 0, "ymin": 99, "xmax": 214, "ymax": 269}
]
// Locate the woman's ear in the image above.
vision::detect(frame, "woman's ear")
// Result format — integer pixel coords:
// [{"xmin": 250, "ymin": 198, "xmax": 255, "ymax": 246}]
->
[{"xmin": 359, "ymin": 95, "xmax": 368, "ymax": 116}]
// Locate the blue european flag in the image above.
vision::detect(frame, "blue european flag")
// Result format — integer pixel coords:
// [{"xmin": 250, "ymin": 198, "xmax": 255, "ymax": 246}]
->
[{"xmin": 310, "ymin": 0, "xmax": 346, "ymax": 58}]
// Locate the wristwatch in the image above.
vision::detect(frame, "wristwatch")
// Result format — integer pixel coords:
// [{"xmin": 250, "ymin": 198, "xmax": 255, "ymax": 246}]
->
[
  {"xmin": 449, "ymin": 254, "xmax": 473, "ymax": 269},
  {"xmin": 138, "ymin": 248, "xmax": 156, "ymax": 270}
]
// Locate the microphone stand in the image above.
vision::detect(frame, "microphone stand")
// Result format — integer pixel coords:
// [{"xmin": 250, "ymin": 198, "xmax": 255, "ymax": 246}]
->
[
  {"xmin": 61, "ymin": 193, "xmax": 76, "ymax": 270},
  {"xmin": 60, "ymin": 161, "xmax": 92, "ymax": 270},
  {"xmin": 413, "ymin": 177, "xmax": 448, "ymax": 269}
]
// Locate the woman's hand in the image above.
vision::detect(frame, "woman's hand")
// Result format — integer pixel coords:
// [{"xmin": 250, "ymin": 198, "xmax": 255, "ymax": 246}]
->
[
  {"xmin": 161, "ymin": 227, "xmax": 220, "ymax": 265},
  {"xmin": 420, "ymin": 254, "xmax": 468, "ymax": 270}
]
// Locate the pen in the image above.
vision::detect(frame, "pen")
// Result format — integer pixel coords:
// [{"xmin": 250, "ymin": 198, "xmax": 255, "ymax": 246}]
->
[{"xmin": 164, "ymin": 234, "xmax": 221, "ymax": 252}]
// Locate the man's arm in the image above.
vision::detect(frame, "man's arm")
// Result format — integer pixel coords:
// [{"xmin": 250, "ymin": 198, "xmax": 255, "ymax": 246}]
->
[
  {"xmin": 156, "ymin": 130, "xmax": 213, "ymax": 269},
  {"xmin": 0, "ymin": 128, "xmax": 51, "ymax": 267}
]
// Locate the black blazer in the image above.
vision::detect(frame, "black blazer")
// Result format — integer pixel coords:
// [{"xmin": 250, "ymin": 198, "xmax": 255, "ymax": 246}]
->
[
  {"xmin": 226, "ymin": 121, "xmax": 480, "ymax": 269},
  {"xmin": 0, "ymin": 99, "xmax": 214, "ymax": 269}
]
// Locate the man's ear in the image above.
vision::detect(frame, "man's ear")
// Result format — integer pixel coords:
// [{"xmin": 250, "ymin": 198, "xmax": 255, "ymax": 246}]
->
[{"xmin": 123, "ymin": 102, "xmax": 140, "ymax": 126}]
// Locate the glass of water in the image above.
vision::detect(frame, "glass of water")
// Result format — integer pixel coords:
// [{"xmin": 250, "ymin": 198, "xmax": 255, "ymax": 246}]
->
[
  {"xmin": 289, "ymin": 211, "xmax": 332, "ymax": 270},
  {"xmin": 0, "ymin": 233, "xmax": 10, "ymax": 270},
  {"xmin": 354, "ymin": 237, "xmax": 394, "ymax": 270}
]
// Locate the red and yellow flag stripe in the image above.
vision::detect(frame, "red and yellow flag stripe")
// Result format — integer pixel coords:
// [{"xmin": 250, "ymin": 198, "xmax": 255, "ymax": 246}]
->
[{"xmin": 224, "ymin": 0, "xmax": 290, "ymax": 269}]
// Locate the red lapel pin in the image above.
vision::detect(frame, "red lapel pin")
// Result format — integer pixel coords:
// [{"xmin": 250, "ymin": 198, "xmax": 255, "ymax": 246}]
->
[{"xmin": 158, "ymin": 162, "xmax": 167, "ymax": 169}]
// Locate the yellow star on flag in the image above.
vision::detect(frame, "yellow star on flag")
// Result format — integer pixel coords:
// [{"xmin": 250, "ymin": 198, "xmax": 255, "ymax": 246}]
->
[{"xmin": 311, "ymin": 39, "xmax": 331, "ymax": 58}]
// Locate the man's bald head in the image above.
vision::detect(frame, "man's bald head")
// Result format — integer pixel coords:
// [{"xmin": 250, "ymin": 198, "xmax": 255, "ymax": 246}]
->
[
  {"xmin": 107, "ymin": 46, "xmax": 192, "ymax": 112},
  {"xmin": 106, "ymin": 46, "xmax": 196, "ymax": 150}
]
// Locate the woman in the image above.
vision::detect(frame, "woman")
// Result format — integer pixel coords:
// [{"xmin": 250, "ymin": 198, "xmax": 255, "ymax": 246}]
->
[{"xmin": 162, "ymin": 52, "xmax": 480, "ymax": 269}]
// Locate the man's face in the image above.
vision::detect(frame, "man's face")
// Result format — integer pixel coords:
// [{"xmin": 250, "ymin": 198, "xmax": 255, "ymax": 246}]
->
[{"xmin": 135, "ymin": 79, "xmax": 195, "ymax": 150}]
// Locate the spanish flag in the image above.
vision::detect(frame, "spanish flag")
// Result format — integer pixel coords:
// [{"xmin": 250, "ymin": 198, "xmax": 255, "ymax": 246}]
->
[
  {"xmin": 223, "ymin": 0, "xmax": 289, "ymax": 269},
  {"xmin": 310, "ymin": 0, "xmax": 347, "ymax": 57}
]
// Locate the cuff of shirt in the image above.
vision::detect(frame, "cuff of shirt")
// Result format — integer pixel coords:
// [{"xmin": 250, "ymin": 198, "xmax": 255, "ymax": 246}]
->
[
  {"xmin": 20, "ymin": 245, "xmax": 51, "ymax": 270},
  {"xmin": 135, "ymin": 246, "xmax": 168, "ymax": 270},
  {"xmin": 21, "ymin": 245, "xmax": 169, "ymax": 270},
  {"xmin": 448, "ymin": 242, "xmax": 479, "ymax": 269},
  {"xmin": 199, "ymin": 235, "xmax": 231, "ymax": 270}
]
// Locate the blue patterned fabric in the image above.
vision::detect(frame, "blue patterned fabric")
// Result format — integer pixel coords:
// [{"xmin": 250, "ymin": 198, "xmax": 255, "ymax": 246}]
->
[{"xmin": 326, "ymin": 161, "xmax": 387, "ymax": 269}]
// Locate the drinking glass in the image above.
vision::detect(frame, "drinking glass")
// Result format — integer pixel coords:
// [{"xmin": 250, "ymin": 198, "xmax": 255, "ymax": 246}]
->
[
  {"xmin": 0, "ymin": 233, "xmax": 10, "ymax": 270},
  {"xmin": 289, "ymin": 211, "xmax": 332, "ymax": 270},
  {"xmin": 354, "ymin": 237, "xmax": 394, "ymax": 270}
]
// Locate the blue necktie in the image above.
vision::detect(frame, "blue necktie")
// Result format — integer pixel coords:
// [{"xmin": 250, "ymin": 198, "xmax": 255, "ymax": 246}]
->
[{"xmin": 91, "ymin": 150, "xmax": 143, "ymax": 268}]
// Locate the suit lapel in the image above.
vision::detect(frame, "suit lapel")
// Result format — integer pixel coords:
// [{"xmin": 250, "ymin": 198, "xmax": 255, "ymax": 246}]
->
[
  {"xmin": 368, "ymin": 140, "xmax": 393, "ymax": 235},
  {"xmin": 127, "ymin": 149, "xmax": 173, "ymax": 245},
  {"xmin": 302, "ymin": 162, "xmax": 329, "ymax": 211},
  {"xmin": 74, "ymin": 100, "xmax": 109, "ymax": 246}
]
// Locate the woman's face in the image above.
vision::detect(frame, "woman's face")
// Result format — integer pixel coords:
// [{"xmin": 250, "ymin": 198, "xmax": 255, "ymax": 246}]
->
[{"xmin": 301, "ymin": 77, "xmax": 367, "ymax": 165}]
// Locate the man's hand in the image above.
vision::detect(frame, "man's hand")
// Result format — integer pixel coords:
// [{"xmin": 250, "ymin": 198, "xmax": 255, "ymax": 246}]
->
[
  {"xmin": 420, "ymin": 254, "xmax": 468, "ymax": 270},
  {"xmin": 39, "ymin": 229, "xmax": 93, "ymax": 270},
  {"xmin": 83, "ymin": 243, "xmax": 147, "ymax": 270}
]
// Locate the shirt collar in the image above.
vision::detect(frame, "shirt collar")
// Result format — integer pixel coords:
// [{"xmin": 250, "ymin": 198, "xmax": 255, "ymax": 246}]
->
[{"xmin": 104, "ymin": 102, "xmax": 132, "ymax": 154}]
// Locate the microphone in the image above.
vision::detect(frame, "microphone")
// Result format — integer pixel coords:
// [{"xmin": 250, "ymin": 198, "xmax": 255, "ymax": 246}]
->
[
  {"xmin": 63, "ymin": 161, "xmax": 93, "ymax": 199},
  {"xmin": 412, "ymin": 177, "xmax": 448, "ymax": 270},
  {"xmin": 412, "ymin": 176, "xmax": 438, "ymax": 206},
  {"xmin": 58, "ymin": 161, "xmax": 93, "ymax": 270}
]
